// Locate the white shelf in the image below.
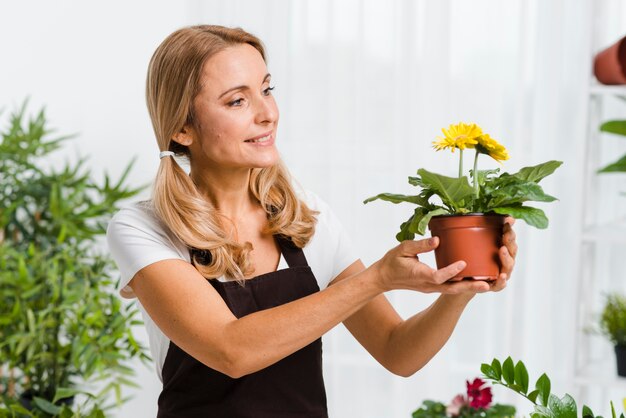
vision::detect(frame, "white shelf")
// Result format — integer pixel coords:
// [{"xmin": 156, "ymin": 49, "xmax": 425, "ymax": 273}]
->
[
  {"xmin": 589, "ymin": 83, "xmax": 626, "ymax": 97},
  {"xmin": 574, "ymin": 359, "xmax": 626, "ymax": 389},
  {"xmin": 582, "ymin": 224, "xmax": 626, "ymax": 243}
]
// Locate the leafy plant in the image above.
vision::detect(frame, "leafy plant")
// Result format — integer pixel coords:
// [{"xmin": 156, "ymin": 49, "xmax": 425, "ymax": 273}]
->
[
  {"xmin": 412, "ymin": 377, "xmax": 515, "ymax": 418},
  {"xmin": 0, "ymin": 101, "xmax": 150, "ymax": 416},
  {"xmin": 363, "ymin": 123, "xmax": 562, "ymax": 242},
  {"xmin": 599, "ymin": 293, "xmax": 626, "ymax": 346},
  {"xmin": 481, "ymin": 357, "xmax": 624, "ymax": 418},
  {"xmin": 598, "ymin": 121, "xmax": 626, "ymax": 174}
]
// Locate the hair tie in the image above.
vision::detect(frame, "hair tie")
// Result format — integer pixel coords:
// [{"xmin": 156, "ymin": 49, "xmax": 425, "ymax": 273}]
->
[{"xmin": 159, "ymin": 151, "xmax": 175, "ymax": 159}]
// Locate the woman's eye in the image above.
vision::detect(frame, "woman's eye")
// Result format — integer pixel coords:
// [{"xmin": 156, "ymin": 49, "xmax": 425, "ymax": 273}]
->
[
  {"xmin": 228, "ymin": 98, "xmax": 244, "ymax": 106},
  {"xmin": 263, "ymin": 86, "xmax": 275, "ymax": 95}
]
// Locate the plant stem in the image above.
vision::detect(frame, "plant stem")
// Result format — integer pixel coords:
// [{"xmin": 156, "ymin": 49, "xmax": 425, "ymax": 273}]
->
[
  {"xmin": 473, "ymin": 150, "xmax": 480, "ymax": 199},
  {"xmin": 458, "ymin": 149, "xmax": 464, "ymax": 178}
]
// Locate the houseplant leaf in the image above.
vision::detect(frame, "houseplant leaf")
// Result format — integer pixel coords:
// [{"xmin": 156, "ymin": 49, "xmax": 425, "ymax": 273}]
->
[
  {"xmin": 600, "ymin": 120, "xmax": 626, "ymax": 136},
  {"xmin": 514, "ymin": 360, "xmax": 530, "ymax": 394},
  {"xmin": 511, "ymin": 160, "xmax": 563, "ymax": 183},
  {"xmin": 502, "ymin": 356, "xmax": 515, "ymax": 385},
  {"xmin": 363, "ymin": 193, "xmax": 430, "ymax": 206},
  {"xmin": 491, "ymin": 206, "xmax": 549, "ymax": 229},
  {"xmin": 598, "ymin": 154, "xmax": 626, "ymax": 173},
  {"xmin": 417, "ymin": 169, "xmax": 474, "ymax": 211},
  {"xmin": 416, "ymin": 208, "xmax": 449, "ymax": 235}
]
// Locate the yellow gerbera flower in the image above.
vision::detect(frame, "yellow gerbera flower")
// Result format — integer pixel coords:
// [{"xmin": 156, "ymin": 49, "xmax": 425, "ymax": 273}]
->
[
  {"xmin": 475, "ymin": 134, "xmax": 510, "ymax": 162},
  {"xmin": 432, "ymin": 122, "xmax": 482, "ymax": 152}
]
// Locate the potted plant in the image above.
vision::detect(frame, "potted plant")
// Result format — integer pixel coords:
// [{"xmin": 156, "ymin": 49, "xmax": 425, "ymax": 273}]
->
[
  {"xmin": 593, "ymin": 35, "xmax": 626, "ymax": 85},
  {"xmin": 480, "ymin": 357, "xmax": 625, "ymax": 418},
  {"xmin": 364, "ymin": 122, "xmax": 562, "ymax": 280},
  {"xmin": 411, "ymin": 377, "xmax": 515, "ymax": 418},
  {"xmin": 413, "ymin": 356, "xmax": 626, "ymax": 418},
  {"xmin": 598, "ymin": 293, "xmax": 626, "ymax": 377},
  {"xmin": 0, "ymin": 101, "xmax": 150, "ymax": 416},
  {"xmin": 597, "ymin": 120, "xmax": 626, "ymax": 175}
]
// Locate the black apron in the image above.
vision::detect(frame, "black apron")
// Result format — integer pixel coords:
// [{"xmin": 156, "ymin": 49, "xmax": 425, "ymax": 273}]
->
[{"xmin": 157, "ymin": 235, "xmax": 328, "ymax": 418}]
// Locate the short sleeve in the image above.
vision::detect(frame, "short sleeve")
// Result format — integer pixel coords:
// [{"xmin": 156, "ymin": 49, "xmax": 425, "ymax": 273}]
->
[
  {"xmin": 323, "ymin": 201, "xmax": 359, "ymax": 280},
  {"xmin": 106, "ymin": 202, "xmax": 188, "ymax": 299},
  {"xmin": 298, "ymin": 190, "xmax": 359, "ymax": 288}
]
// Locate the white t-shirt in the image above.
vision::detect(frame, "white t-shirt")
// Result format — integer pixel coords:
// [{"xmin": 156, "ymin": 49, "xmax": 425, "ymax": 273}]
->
[{"xmin": 105, "ymin": 189, "xmax": 358, "ymax": 381}]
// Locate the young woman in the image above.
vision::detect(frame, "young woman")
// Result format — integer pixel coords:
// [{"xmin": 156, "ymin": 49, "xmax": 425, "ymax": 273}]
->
[{"xmin": 106, "ymin": 25, "xmax": 517, "ymax": 418}]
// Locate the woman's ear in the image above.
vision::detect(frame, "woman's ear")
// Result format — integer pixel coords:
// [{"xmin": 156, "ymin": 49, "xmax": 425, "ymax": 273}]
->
[{"xmin": 172, "ymin": 126, "xmax": 193, "ymax": 146}]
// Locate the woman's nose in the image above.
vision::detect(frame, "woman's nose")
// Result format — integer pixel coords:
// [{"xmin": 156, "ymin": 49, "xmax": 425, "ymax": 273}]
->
[{"xmin": 254, "ymin": 96, "xmax": 278, "ymax": 125}]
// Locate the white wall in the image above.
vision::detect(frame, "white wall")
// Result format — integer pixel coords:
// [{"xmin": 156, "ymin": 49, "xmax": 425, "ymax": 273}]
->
[{"xmin": 2, "ymin": 1, "xmax": 626, "ymax": 417}]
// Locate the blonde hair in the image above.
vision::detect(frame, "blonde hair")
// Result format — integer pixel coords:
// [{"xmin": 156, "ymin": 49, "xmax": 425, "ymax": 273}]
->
[{"xmin": 146, "ymin": 25, "xmax": 318, "ymax": 281}]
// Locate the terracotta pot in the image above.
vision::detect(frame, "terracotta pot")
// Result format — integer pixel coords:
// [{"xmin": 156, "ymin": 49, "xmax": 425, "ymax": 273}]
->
[
  {"xmin": 428, "ymin": 213, "xmax": 506, "ymax": 281},
  {"xmin": 593, "ymin": 36, "xmax": 626, "ymax": 85},
  {"xmin": 615, "ymin": 345, "xmax": 626, "ymax": 377}
]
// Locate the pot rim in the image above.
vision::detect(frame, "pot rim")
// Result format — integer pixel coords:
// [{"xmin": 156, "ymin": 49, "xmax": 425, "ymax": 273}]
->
[{"xmin": 432, "ymin": 212, "xmax": 509, "ymax": 218}]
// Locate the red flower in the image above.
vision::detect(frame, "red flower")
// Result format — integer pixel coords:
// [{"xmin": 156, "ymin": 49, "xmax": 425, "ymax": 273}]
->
[{"xmin": 466, "ymin": 378, "xmax": 493, "ymax": 410}]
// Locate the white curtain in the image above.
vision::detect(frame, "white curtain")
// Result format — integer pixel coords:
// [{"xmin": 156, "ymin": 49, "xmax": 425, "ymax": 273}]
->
[{"xmin": 2, "ymin": 0, "xmax": 626, "ymax": 417}]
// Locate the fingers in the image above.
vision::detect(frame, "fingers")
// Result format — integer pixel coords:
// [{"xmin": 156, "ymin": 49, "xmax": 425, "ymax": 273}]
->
[
  {"xmin": 441, "ymin": 279, "xmax": 491, "ymax": 294},
  {"xmin": 499, "ymin": 246, "xmax": 515, "ymax": 279},
  {"xmin": 505, "ymin": 216, "xmax": 516, "ymax": 226},
  {"xmin": 502, "ymin": 223, "xmax": 518, "ymax": 258},
  {"xmin": 440, "ymin": 276, "xmax": 508, "ymax": 295},
  {"xmin": 397, "ymin": 237, "xmax": 439, "ymax": 257},
  {"xmin": 488, "ymin": 277, "xmax": 508, "ymax": 292},
  {"xmin": 431, "ymin": 260, "xmax": 466, "ymax": 284}
]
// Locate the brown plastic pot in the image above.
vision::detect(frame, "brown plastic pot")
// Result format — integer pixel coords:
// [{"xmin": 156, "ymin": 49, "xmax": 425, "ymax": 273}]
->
[
  {"xmin": 428, "ymin": 213, "xmax": 506, "ymax": 281},
  {"xmin": 594, "ymin": 35, "xmax": 626, "ymax": 85}
]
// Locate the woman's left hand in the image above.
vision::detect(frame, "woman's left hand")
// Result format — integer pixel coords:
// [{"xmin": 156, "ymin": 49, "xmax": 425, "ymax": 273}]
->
[{"xmin": 488, "ymin": 216, "xmax": 517, "ymax": 292}]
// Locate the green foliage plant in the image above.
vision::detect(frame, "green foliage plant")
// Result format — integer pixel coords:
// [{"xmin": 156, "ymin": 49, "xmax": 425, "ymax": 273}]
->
[
  {"xmin": 412, "ymin": 377, "xmax": 515, "ymax": 418},
  {"xmin": 363, "ymin": 122, "xmax": 562, "ymax": 242},
  {"xmin": 598, "ymin": 121, "xmax": 626, "ymax": 174},
  {"xmin": 481, "ymin": 357, "xmax": 624, "ymax": 418},
  {"xmin": 0, "ymin": 101, "xmax": 150, "ymax": 416},
  {"xmin": 599, "ymin": 293, "xmax": 626, "ymax": 346}
]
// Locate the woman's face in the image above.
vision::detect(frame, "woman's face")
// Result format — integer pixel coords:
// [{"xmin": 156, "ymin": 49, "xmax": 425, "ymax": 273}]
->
[{"xmin": 182, "ymin": 43, "xmax": 279, "ymax": 171}]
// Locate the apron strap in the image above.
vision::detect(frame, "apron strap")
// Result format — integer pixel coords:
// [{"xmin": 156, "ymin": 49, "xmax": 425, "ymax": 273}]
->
[{"xmin": 275, "ymin": 234, "xmax": 309, "ymax": 268}]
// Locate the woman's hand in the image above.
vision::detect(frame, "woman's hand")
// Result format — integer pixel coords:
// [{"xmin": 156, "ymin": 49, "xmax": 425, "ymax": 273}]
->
[
  {"xmin": 374, "ymin": 237, "xmax": 487, "ymax": 295},
  {"xmin": 374, "ymin": 216, "xmax": 518, "ymax": 295},
  {"xmin": 488, "ymin": 216, "xmax": 518, "ymax": 292}
]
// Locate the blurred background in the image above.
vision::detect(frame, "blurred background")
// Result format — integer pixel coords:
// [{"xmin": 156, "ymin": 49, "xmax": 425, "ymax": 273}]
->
[{"xmin": 2, "ymin": 0, "xmax": 626, "ymax": 417}]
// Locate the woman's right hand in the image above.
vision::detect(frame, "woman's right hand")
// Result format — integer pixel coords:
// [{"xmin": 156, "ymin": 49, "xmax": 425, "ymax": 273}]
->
[{"xmin": 373, "ymin": 236, "xmax": 491, "ymax": 294}]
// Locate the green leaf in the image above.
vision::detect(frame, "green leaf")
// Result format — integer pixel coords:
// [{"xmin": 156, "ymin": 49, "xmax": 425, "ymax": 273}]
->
[
  {"xmin": 598, "ymin": 154, "xmax": 626, "ymax": 173},
  {"xmin": 600, "ymin": 120, "xmax": 626, "ymax": 136},
  {"xmin": 417, "ymin": 208, "xmax": 449, "ymax": 235},
  {"xmin": 407, "ymin": 207, "xmax": 429, "ymax": 235},
  {"xmin": 489, "ymin": 404, "xmax": 517, "ymax": 416},
  {"xmin": 582, "ymin": 405, "xmax": 594, "ymax": 418},
  {"xmin": 417, "ymin": 169, "xmax": 474, "ymax": 211},
  {"xmin": 53, "ymin": 387, "xmax": 81, "ymax": 404},
  {"xmin": 33, "ymin": 397, "xmax": 62, "ymax": 415},
  {"xmin": 489, "ymin": 181, "xmax": 557, "ymax": 207},
  {"xmin": 396, "ymin": 215, "xmax": 416, "ymax": 242},
  {"xmin": 473, "ymin": 168, "xmax": 501, "ymax": 187},
  {"xmin": 611, "ymin": 401, "xmax": 617, "ymax": 418},
  {"xmin": 363, "ymin": 192, "xmax": 429, "ymax": 206},
  {"xmin": 481, "ymin": 363, "xmax": 499, "ymax": 381},
  {"xmin": 512, "ymin": 160, "xmax": 563, "ymax": 183},
  {"xmin": 536, "ymin": 373, "xmax": 551, "ymax": 407},
  {"xmin": 502, "ymin": 356, "xmax": 515, "ymax": 385},
  {"xmin": 528, "ymin": 389, "xmax": 540, "ymax": 404},
  {"xmin": 548, "ymin": 394, "xmax": 577, "ymax": 418},
  {"xmin": 514, "ymin": 360, "xmax": 530, "ymax": 394},
  {"xmin": 534, "ymin": 404, "xmax": 555, "ymax": 418},
  {"xmin": 491, "ymin": 206, "xmax": 549, "ymax": 229},
  {"xmin": 491, "ymin": 358, "xmax": 502, "ymax": 380}
]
